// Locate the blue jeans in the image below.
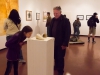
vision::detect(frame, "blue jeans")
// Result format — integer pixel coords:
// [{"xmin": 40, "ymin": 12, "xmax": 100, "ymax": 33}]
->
[{"xmin": 6, "ymin": 35, "xmax": 24, "ymax": 60}]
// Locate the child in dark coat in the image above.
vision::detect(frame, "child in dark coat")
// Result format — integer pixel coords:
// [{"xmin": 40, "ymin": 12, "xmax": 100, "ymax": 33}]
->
[{"xmin": 4, "ymin": 26, "xmax": 33, "ymax": 75}]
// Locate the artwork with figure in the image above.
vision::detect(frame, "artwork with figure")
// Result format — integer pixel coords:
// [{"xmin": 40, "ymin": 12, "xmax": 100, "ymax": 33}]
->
[
  {"xmin": 26, "ymin": 11, "xmax": 32, "ymax": 21},
  {"xmin": 43, "ymin": 12, "xmax": 47, "ymax": 22},
  {"xmin": 0, "ymin": 0, "xmax": 18, "ymax": 36}
]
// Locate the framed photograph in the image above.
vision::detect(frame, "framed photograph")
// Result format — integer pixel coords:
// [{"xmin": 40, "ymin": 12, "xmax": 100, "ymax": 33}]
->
[
  {"xmin": 36, "ymin": 13, "xmax": 40, "ymax": 20},
  {"xmin": 26, "ymin": 10, "xmax": 32, "ymax": 21},
  {"xmin": 43, "ymin": 12, "xmax": 47, "ymax": 22},
  {"xmin": 86, "ymin": 15, "xmax": 92, "ymax": 20},
  {"xmin": 76, "ymin": 15, "xmax": 84, "ymax": 20}
]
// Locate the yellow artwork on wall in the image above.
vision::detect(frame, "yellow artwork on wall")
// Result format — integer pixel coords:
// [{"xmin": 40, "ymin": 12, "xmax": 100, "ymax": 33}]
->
[
  {"xmin": 43, "ymin": 11, "xmax": 47, "ymax": 22},
  {"xmin": 0, "ymin": 0, "xmax": 18, "ymax": 36}
]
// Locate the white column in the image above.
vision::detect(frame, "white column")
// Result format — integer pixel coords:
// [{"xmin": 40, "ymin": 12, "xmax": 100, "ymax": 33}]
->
[{"xmin": 27, "ymin": 37, "xmax": 54, "ymax": 75}]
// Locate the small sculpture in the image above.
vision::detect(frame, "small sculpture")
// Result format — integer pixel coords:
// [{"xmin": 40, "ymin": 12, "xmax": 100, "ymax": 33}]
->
[{"xmin": 36, "ymin": 34, "xmax": 47, "ymax": 40}]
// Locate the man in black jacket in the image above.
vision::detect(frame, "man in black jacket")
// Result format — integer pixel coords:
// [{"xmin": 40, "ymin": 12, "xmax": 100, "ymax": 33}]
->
[
  {"xmin": 49, "ymin": 6, "xmax": 71, "ymax": 75},
  {"xmin": 87, "ymin": 12, "xmax": 99, "ymax": 43}
]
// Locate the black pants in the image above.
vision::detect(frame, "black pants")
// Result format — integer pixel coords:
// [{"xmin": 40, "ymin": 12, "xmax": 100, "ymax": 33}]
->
[
  {"xmin": 54, "ymin": 45, "xmax": 66, "ymax": 74},
  {"xmin": 47, "ymin": 26, "xmax": 50, "ymax": 36},
  {"xmin": 4, "ymin": 60, "xmax": 19, "ymax": 75}
]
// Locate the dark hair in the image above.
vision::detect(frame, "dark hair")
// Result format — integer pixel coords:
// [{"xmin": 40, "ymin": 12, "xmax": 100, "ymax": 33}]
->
[
  {"xmin": 77, "ymin": 18, "xmax": 79, "ymax": 20},
  {"xmin": 93, "ymin": 12, "xmax": 98, "ymax": 18},
  {"xmin": 21, "ymin": 26, "xmax": 33, "ymax": 33},
  {"xmin": 47, "ymin": 12, "xmax": 50, "ymax": 15},
  {"xmin": 53, "ymin": 6, "xmax": 61, "ymax": 11},
  {"xmin": 8, "ymin": 9, "xmax": 21, "ymax": 25},
  {"xmin": 93, "ymin": 12, "xmax": 98, "ymax": 16}
]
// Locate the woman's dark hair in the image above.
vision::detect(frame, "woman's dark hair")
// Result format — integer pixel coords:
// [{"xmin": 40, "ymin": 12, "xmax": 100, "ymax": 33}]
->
[
  {"xmin": 8, "ymin": 9, "xmax": 21, "ymax": 25},
  {"xmin": 18, "ymin": 26, "xmax": 33, "ymax": 39},
  {"xmin": 21, "ymin": 26, "xmax": 33, "ymax": 33}
]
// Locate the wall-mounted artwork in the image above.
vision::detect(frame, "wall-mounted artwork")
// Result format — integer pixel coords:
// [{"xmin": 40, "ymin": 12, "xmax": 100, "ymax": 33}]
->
[
  {"xmin": 86, "ymin": 15, "xmax": 92, "ymax": 20},
  {"xmin": 36, "ymin": 13, "xmax": 40, "ymax": 20},
  {"xmin": 43, "ymin": 12, "xmax": 47, "ymax": 22},
  {"xmin": 0, "ymin": 0, "xmax": 18, "ymax": 36},
  {"xmin": 77, "ymin": 15, "xmax": 84, "ymax": 20},
  {"xmin": 26, "ymin": 10, "xmax": 32, "ymax": 21}
]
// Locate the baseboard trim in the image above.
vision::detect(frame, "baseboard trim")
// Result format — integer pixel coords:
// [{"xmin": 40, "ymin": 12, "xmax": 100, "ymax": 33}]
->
[
  {"xmin": 0, "ymin": 48, "xmax": 7, "ymax": 51},
  {"xmin": 71, "ymin": 34, "xmax": 100, "ymax": 37}
]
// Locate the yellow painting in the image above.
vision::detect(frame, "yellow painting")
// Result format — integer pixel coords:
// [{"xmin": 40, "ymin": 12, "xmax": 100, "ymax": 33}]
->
[
  {"xmin": 43, "ymin": 12, "xmax": 47, "ymax": 22},
  {"xmin": 0, "ymin": 0, "xmax": 18, "ymax": 36}
]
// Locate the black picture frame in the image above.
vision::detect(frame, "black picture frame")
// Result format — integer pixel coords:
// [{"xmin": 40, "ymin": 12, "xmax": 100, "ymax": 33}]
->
[
  {"xmin": 86, "ymin": 15, "xmax": 92, "ymax": 20},
  {"xmin": 76, "ymin": 15, "xmax": 84, "ymax": 20},
  {"xmin": 36, "ymin": 13, "xmax": 40, "ymax": 20}
]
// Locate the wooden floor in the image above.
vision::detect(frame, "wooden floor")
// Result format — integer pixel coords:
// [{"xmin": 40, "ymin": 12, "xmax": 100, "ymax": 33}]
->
[{"xmin": 0, "ymin": 37, "xmax": 100, "ymax": 75}]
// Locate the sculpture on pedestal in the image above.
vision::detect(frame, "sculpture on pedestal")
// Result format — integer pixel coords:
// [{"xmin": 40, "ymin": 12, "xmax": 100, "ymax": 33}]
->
[{"xmin": 36, "ymin": 34, "xmax": 47, "ymax": 40}]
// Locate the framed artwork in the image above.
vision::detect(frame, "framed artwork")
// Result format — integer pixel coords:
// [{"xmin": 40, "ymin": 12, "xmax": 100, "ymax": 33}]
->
[
  {"xmin": 36, "ymin": 13, "xmax": 40, "ymax": 20},
  {"xmin": 76, "ymin": 15, "xmax": 84, "ymax": 20},
  {"xmin": 26, "ymin": 10, "xmax": 32, "ymax": 21},
  {"xmin": 86, "ymin": 15, "xmax": 92, "ymax": 20},
  {"xmin": 43, "ymin": 12, "xmax": 47, "ymax": 22}
]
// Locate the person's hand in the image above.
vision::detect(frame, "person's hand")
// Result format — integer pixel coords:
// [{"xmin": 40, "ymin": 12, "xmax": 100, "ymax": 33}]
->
[
  {"xmin": 61, "ymin": 46, "xmax": 66, "ymax": 50},
  {"xmin": 96, "ymin": 15, "xmax": 98, "ymax": 18}
]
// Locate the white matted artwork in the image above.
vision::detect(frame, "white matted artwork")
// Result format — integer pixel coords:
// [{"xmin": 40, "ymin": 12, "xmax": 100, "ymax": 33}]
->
[
  {"xmin": 26, "ymin": 10, "xmax": 32, "ymax": 21},
  {"xmin": 86, "ymin": 15, "xmax": 92, "ymax": 20},
  {"xmin": 77, "ymin": 15, "xmax": 84, "ymax": 20},
  {"xmin": 36, "ymin": 13, "xmax": 40, "ymax": 20},
  {"xmin": 43, "ymin": 12, "xmax": 47, "ymax": 22}
]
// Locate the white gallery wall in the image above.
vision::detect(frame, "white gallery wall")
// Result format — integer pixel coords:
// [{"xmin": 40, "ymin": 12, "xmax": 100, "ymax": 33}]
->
[
  {"xmin": 1, "ymin": 0, "xmax": 100, "ymax": 49},
  {"xmin": 19, "ymin": 0, "xmax": 51, "ymax": 36},
  {"xmin": 0, "ymin": 0, "xmax": 51, "ymax": 49},
  {"xmin": 52, "ymin": 0, "xmax": 100, "ymax": 36}
]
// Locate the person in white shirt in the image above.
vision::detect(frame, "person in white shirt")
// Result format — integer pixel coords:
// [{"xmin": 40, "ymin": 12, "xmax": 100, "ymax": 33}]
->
[{"xmin": 4, "ymin": 9, "xmax": 26, "ymax": 64}]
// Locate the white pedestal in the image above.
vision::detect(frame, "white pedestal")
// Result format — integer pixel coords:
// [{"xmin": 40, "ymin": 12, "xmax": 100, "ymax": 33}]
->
[{"xmin": 27, "ymin": 37, "xmax": 54, "ymax": 75}]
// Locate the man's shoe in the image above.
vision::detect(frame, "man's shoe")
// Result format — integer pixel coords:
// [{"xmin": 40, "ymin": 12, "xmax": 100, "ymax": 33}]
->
[{"xmin": 92, "ymin": 41, "xmax": 96, "ymax": 44}]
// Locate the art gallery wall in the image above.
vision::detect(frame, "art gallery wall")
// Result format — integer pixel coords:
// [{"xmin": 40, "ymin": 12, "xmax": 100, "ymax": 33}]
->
[
  {"xmin": 1, "ymin": 0, "xmax": 100, "ymax": 49},
  {"xmin": 19, "ymin": 0, "xmax": 52, "ymax": 36},
  {"xmin": 52, "ymin": 0, "xmax": 100, "ymax": 36},
  {"xmin": 0, "ymin": 0, "xmax": 51, "ymax": 49}
]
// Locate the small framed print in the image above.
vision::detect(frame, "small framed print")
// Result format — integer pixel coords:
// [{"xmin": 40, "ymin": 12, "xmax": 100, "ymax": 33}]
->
[
  {"xmin": 77, "ymin": 15, "xmax": 84, "ymax": 20},
  {"xmin": 86, "ymin": 15, "xmax": 92, "ymax": 20},
  {"xmin": 36, "ymin": 13, "xmax": 40, "ymax": 20},
  {"xmin": 43, "ymin": 12, "xmax": 47, "ymax": 22},
  {"xmin": 26, "ymin": 10, "xmax": 32, "ymax": 21}
]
